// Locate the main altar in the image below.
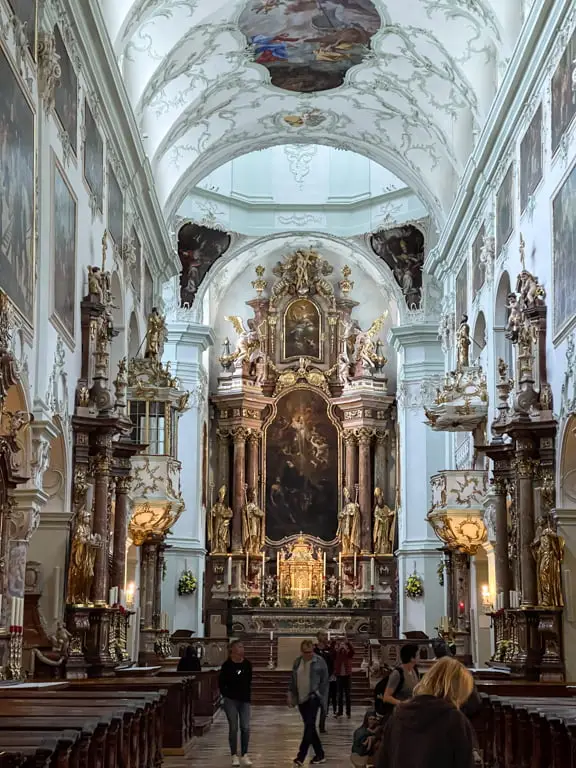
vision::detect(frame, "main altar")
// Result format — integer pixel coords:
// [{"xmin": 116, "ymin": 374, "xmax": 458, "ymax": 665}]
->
[{"xmin": 205, "ymin": 249, "xmax": 399, "ymax": 639}]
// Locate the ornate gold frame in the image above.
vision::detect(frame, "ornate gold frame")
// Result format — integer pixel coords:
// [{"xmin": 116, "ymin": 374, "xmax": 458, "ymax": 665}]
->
[
  {"xmin": 282, "ymin": 297, "xmax": 323, "ymax": 363},
  {"xmin": 261, "ymin": 383, "xmax": 342, "ymax": 543}
]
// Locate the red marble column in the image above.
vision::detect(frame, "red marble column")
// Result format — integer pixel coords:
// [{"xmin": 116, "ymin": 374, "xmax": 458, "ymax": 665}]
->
[
  {"xmin": 111, "ymin": 476, "xmax": 131, "ymax": 592},
  {"xmin": 232, "ymin": 428, "xmax": 248, "ymax": 552},
  {"xmin": 92, "ymin": 450, "xmax": 111, "ymax": 605},
  {"xmin": 357, "ymin": 429, "xmax": 373, "ymax": 553},
  {"xmin": 217, "ymin": 429, "xmax": 230, "ymax": 490},
  {"xmin": 344, "ymin": 432, "xmax": 357, "ymax": 492},
  {"xmin": 247, "ymin": 432, "xmax": 259, "ymax": 495},
  {"xmin": 493, "ymin": 477, "xmax": 510, "ymax": 609}
]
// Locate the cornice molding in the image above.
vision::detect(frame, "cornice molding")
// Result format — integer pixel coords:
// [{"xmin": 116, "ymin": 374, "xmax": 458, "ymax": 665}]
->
[
  {"xmin": 426, "ymin": 0, "xmax": 568, "ymax": 278},
  {"xmin": 59, "ymin": 0, "xmax": 177, "ymax": 284},
  {"xmin": 389, "ymin": 324, "xmax": 441, "ymax": 352}
]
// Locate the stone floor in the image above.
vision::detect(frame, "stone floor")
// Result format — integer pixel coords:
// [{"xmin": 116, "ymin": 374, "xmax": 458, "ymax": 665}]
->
[{"xmin": 189, "ymin": 705, "xmax": 361, "ymax": 766}]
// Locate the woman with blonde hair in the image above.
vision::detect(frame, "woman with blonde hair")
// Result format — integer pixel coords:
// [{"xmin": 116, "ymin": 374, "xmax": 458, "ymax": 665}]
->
[{"xmin": 376, "ymin": 657, "xmax": 477, "ymax": 768}]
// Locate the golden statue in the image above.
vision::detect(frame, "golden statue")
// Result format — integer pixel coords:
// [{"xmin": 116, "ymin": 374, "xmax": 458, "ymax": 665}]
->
[
  {"xmin": 144, "ymin": 307, "xmax": 166, "ymax": 361},
  {"xmin": 456, "ymin": 314, "xmax": 471, "ymax": 369},
  {"xmin": 337, "ymin": 486, "xmax": 361, "ymax": 554},
  {"xmin": 373, "ymin": 487, "xmax": 394, "ymax": 555},
  {"xmin": 532, "ymin": 516, "xmax": 564, "ymax": 607},
  {"xmin": 242, "ymin": 487, "xmax": 265, "ymax": 555},
  {"xmin": 208, "ymin": 485, "xmax": 233, "ymax": 554},
  {"xmin": 67, "ymin": 509, "xmax": 102, "ymax": 605}
]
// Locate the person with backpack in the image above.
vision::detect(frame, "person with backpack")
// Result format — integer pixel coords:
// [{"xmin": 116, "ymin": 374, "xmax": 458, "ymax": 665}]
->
[{"xmin": 378, "ymin": 644, "xmax": 419, "ymax": 712}]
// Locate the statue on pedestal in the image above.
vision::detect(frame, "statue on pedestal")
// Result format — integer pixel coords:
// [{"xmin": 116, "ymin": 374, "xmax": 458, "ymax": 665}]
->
[
  {"xmin": 66, "ymin": 508, "xmax": 102, "ymax": 605},
  {"xmin": 223, "ymin": 316, "xmax": 260, "ymax": 370},
  {"xmin": 242, "ymin": 487, "xmax": 265, "ymax": 555},
  {"xmin": 456, "ymin": 314, "xmax": 471, "ymax": 369},
  {"xmin": 532, "ymin": 515, "xmax": 564, "ymax": 607},
  {"xmin": 337, "ymin": 486, "xmax": 361, "ymax": 554},
  {"xmin": 144, "ymin": 308, "xmax": 166, "ymax": 361},
  {"xmin": 208, "ymin": 485, "xmax": 233, "ymax": 554},
  {"xmin": 373, "ymin": 487, "xmax": 394, "ymax": 555}
]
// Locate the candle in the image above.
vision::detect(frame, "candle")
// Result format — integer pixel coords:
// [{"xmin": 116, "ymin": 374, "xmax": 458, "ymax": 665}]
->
[
  {"xmin": 270, "ymin": 631, "xmax": 274, "ymax": 641},
  {"xmin": 19, "ymin": 598, "xmax": 23, "ymax": 628},
  {"xmin": 338, "ymin": 552, "xmax": 342, "ymax": 581},
  {"xmin": 370, "ymin": 557, "xmax": 375, "ymax": 588},
  {"xmin": 353, "ymin": 552, "xmax": 357, "ymax": 581},
  {"xmin": 53, "ymin": 567, "xmax": 61, "ymax": 620},
  {"xmin": 327, "ymin": 630, "xmax": 331, "ymax": 642},
  {"xmin": 277, "ymin": 551, "xmax": 280, "ymax": 600},
  {"xmin": 227, "ymin": 555, "xmax": 232, "ymax": 587}
]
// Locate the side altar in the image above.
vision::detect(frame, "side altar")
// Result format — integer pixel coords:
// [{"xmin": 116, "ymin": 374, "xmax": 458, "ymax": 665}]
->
[{"xmin": 205, "ymin": 250, "xmax": 399, "ymax": 639}]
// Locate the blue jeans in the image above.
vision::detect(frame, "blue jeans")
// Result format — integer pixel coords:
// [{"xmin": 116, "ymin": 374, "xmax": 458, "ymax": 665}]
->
[{"xmin": 222, "ymin": 698, "xmax": 251, "ymax": 756}]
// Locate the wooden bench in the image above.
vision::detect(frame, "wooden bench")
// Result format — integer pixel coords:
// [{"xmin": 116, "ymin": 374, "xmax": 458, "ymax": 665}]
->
[{"xmin": 0, "ymin": 729, "xmax": 79, "ymax": 768}]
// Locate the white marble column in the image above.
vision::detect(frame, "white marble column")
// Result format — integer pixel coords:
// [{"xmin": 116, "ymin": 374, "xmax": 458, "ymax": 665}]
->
[
  {"xmin": 553, "ymin": 507, "xmax": 576, "ymax": 680},
  {"xmin": 390, "ymin": 324, "xmax": 447, "ymax": 637},
  {"xmin": 162, "ymin": 321, "xmax": 214, "ymax": 635}
]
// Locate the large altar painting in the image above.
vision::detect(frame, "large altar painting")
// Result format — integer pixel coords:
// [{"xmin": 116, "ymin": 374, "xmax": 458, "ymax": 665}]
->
[
  {"xmin": 284, "ymin": 299, "xmax": 321, "ymax": 360},
  {"xmin": 265, "ymin": 388, "xmax": 338, "ymax": 542},
  {"xmin": 238, "ymin": 0, "xmax": 381, "ymax": 94},
  {"xmin": 553, "ymin": 161, "xmax": 576, "ymax": 338}
]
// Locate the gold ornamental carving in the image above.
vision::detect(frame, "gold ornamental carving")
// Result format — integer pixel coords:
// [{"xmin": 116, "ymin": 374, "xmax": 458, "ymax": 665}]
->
[
  {"xmin": 373, "ymin": 487, "xmax": 394, "ymax": 555},
  {"xmin": 428, "ymin": 512, "xmax": 487, "ymax": 555},
  {"xmin": 208, "ymin": 485, "xmax": 233, "ymax": 554},
  {"xmin": 269, "ymin": 357, "xmax": 335, "ymax": 397},
  {"xmin": 67, "ymin": 508, "xmax": 102, "ymax": 605},
  {"xmin": 278, "ymin": 535, "xmax": 324, "ymax": 606},
  {"xmin": 532, "ymin": 516, "xmax": 564, "ymax": 608},
  {"xmin": 337, "ymin": 486, "xmax": 361, "ymax": 554},
  {"xmin": 270, "ymin": 249, "xmax": 334, "ymax": 307},
  {"xmin": 128, "ymin": 500, "xmax": 183, "ymax": 546}
]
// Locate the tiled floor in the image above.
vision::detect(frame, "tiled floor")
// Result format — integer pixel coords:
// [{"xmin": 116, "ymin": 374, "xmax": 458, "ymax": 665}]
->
[{"xmin": 189, "ymin": 705, "xmax": 360, "ymax": 766}]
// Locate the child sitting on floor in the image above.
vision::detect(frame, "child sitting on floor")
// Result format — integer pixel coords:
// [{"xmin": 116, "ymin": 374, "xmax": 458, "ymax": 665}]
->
[{"xmin": 351, "ymin": 710, "xmax": 381, "ymax": 767}]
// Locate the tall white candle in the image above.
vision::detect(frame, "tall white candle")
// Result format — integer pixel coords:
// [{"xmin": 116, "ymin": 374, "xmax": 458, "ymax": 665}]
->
[
  {"xmin": 370, "ymin": 557, "xmax": 375, "ymax": 587},
  {"xmin": 53, "ymin": 567, "xmax": 61, "ymax": 620},
  {"xmin": 19, "ymin": 597, "xmax": 24, "ymax": 627},
  {"xmin": 270, "ymin": 631, "xmax": 274, "ymax": 641},
  {"xmin": 353, "ymin": 552, "xmax": 357, "ymax": 581},
  {"xmin": 227, "ymin": 555, "xmax": 232, "ymax": 587},
  {"xmin": 338, "ymin": 552, "xmax": 342, "ymax": 581}
]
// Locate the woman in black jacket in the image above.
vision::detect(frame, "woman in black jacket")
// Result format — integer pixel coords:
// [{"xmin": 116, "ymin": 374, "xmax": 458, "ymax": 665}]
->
[{"xmin": 376, "ymin": 657, "xmax": 477, "ymax": 768}]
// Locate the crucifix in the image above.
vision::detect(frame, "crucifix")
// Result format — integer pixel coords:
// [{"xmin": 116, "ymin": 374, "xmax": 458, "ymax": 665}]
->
[
  {"xmin": 101, "ymin": 230, "xmax": 108, "ymax": 272},
  {"xmin": 519, "ymin": 232, "xmax": 526, "ymax": 272}
]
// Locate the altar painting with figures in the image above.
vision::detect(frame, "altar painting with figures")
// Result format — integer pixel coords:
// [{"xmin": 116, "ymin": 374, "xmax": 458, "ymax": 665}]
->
[
  {"xmin": 264, "ymin": 388, "xmax": 338, "ymax": 542},
  {"xmin": 283, "ymin": 299, "xmax": 321, "ymax": 361}
]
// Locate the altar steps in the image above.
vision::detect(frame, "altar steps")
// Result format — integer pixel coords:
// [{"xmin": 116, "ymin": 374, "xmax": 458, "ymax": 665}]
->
[{"xmin": 251, "ymin": 670, "xmax": 373, "ymax": 706}]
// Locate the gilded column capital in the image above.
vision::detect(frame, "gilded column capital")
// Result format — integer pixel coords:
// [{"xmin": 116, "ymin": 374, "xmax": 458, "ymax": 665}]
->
[
  {"xmin": 231, "ymin": 426, "xmax": 250, "ymax": 444},
  {"xmin": 247, "ymin": 431, "xmax": 260, "ymax": 446},
  {"xmin": 375, "ymin": 429, "xmax": 388, "ymax": 445},
  {"xmin": 216, "ymin": 428, "xmax": 231, "ymax": 442},
  {"xmin": 355, "ymin": 427, "xmax": 375, "ymax": 445},
  {"xmin": 116, "ymin": 476, "xmax": 132, "ymax": 495},
  {"xmin": 515, "ymin": 457, "xmax": 538, "ymax": 479},
  {"xmin": 92, "ymin": 453, "xmax": 111, "ymax": 475},
  {"xmin": 342, "ymin": 431, "xmax": 357, "ymax": 446}
]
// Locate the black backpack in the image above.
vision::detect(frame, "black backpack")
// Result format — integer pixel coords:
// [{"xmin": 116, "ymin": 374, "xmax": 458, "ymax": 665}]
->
[{"xmin": 375, "ymin": 665, "xmax": 417, "ymax": 719}]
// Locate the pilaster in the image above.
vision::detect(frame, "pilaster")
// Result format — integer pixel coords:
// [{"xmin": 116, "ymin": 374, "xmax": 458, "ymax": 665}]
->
[
  {"xmin": 553, "ymin": 508, "xmax": 576, "ymax": 680},
  {"xmin": 390, "ymin": 323, "xmax": 446, "ymax": 636}
]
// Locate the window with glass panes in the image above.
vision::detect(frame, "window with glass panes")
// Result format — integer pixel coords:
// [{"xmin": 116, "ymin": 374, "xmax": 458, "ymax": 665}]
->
[{"xmin": 128, "ymin": 400, "xmax": 176, "ymax": 457}]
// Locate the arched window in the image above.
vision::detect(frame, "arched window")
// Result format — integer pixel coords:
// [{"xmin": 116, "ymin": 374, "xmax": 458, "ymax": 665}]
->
[{"xmin": 494, "ymin": 271, "xmax": 513, "ymax": 373}]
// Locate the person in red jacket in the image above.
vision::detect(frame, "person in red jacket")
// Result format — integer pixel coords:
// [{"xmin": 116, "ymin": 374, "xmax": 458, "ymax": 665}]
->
[{"xmin": 333, "ymin": 638, "xmax": 355, "ymax": 718}]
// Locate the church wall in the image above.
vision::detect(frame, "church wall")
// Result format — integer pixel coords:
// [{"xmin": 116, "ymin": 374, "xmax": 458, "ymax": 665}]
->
[
  {"xmin": 429, "ymin": 0, "xmax": 576, "ymax": 667},
  {"xmin": 0, "ymin": 0, "xmax": 173, "ymax": 641}
]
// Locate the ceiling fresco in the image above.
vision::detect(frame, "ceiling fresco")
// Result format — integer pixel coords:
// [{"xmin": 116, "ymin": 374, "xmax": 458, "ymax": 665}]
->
[
  {"xmin": 238, "ymin": 0, "xmax": 382, "ymax": 93},
  {"xmin": 102, "ymin": 0, "xmax": 519, "ymax": 229}
]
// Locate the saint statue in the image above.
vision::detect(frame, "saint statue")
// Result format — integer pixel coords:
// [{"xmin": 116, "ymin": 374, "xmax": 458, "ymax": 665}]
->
[
  {"xmin": 208, "ymin": 485, "xmax": 233, "ymax": 554},
  {"xmin": 456, "ymin": 314, "xmax": 471, "ymax": 369},
  {"xmin": 337, "ymin": 486, "xmax": 361, "ymax": 554},
  {"xmin": 66, "ymin": 508, "xmax": 102, "ymax": 605},
  {"xmin": 532, "ymin": 516, "xmax": 564, "ymax": 607},
  {"xmin": 373, "ymin": 487, "xmax": 394, "ymax": 555},
  {"xmin": 242, "ymin": 487, "xmax": 265, "ymax": 555},
  {"xmin": 144, "ymin": 307, "xmax": 166, "ymax": 361}
]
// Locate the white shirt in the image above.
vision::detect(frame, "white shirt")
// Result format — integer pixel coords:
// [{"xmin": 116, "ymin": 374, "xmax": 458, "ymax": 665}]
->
[{"xmin": 297, "ymin": 658, "xmax": 312, "ymax": 703}]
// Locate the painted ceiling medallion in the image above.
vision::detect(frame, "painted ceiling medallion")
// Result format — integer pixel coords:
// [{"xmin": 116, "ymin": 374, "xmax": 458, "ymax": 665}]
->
[{"xmin": 239, "ymin": 0, "xmax": 381, "ymax": 93}]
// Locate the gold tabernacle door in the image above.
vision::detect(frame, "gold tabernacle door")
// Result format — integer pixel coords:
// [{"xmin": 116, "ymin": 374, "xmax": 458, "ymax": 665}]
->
[{"xmin": 279, "ymin": 535, "xmax": 324, "ymax": 606}]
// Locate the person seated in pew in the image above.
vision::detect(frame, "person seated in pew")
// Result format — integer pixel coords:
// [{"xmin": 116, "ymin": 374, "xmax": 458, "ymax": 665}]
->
[
  {"xmin": 375, "ymin": 657, "xmax": 477, "ymax": 768},
  {"xmin": 431, "ymin": 639, "xmax": 482, "ymax": 719},
  {"xmin": 177, "ymin": 645, "xmax": 202, "ymax": 672}
]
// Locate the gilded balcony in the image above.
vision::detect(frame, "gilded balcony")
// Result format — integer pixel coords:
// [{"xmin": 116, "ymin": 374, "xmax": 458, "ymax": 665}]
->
[
  {"xmin": 427, "ymin": 470, "xmax": 489, "ymax": 554},
  {"xmin": 424, "ymin": 366, "xmax": 488, "ymax": 432}
]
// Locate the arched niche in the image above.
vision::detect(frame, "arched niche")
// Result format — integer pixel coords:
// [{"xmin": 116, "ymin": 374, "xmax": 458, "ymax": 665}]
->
[
  {"xmin": 110, "ymin": 271, "xmax": 126, "ymax": 376},
  {"xmin": 494, "ymin": 271, "xmax": 513, "ymax": 373},
  {"xmin": 473, "ymin": 311, "xmax": 487, "ymax": 353},
  {"xmin": 559, "ymin": 415, "xmax": 576, "ymax": 509},
  {"xmin": 128, "ymin": 312, "xmax": 141, "ymax": 360}
]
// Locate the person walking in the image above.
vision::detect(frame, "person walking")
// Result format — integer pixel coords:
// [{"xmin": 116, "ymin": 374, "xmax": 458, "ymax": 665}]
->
[
  {"xmin": 218, "ymin": 640, "xmax": 253, "ymax": 767},
  {"xmin": 380, "ymin": 643, "xmax": 419, "ymax": 711},
  {"xmin": 334, "ymin": 637, "xmax": 355, "ymax": 718},
  {"xmin": 314, "ymin": 631, "xmax": 336, "ymax": 732},
  {"xmin": 289, "ymin": 639, "xmax": 329, "ymax": 766},
  {"xmin": 375, "ymin": 656, "xmax": 477, "ymax": 768}
]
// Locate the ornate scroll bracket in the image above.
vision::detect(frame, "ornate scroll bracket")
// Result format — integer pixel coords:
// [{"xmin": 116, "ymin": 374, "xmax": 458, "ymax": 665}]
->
[{"xmin": 37, "ymin": 31, "xmax": 61, "ymax": 113}]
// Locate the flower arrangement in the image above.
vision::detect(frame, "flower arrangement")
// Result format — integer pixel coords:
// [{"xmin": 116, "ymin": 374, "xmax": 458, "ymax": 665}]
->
[
  {"xmin": 177, "ymin": 570, "xmax": 197, "ymax": 596},
  {"xmin": 405, "ymin": 573, "xmax": 424, "ymax": 599},
  {"xmin": 437, "ymin": 561, "xmax": 445, "ymax": 587}
]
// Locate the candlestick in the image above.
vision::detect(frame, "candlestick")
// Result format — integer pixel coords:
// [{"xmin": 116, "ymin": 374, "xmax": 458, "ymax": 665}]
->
[
  {"xmin": 353, "ymin": 551, "xmax": 357, "ymax": 581},
  {"xmin": 276, "ymin": 550, "xmax": 281, "ymax": 604},
  {"xmin": 227, "ymin": 555, "xmax": 232, "ymax": 587},
  {"xmin": 370, "ymin": 557, "xmax": 375, "ymax": 588},
  {"xmin": 246, "ymin": 549, "xmax": 249, "ymax": 588},
  {"xmin": 270, "ymin": 630, "xmax": 274, "ymax": 641}
]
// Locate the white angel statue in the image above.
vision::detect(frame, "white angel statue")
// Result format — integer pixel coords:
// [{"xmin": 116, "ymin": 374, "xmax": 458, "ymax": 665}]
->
[
  {"xmin": 355, "ymin": 313, "xmax": 388, "ymax": 371},
  {"xmin": 225, "ymin": 316, "xmax": 261, "ymax": 369}
]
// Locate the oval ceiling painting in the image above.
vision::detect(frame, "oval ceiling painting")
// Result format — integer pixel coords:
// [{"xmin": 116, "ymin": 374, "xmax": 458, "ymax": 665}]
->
[{"xmin": 239, "ymin": 0, "xmax": 382, "ymax": 94}]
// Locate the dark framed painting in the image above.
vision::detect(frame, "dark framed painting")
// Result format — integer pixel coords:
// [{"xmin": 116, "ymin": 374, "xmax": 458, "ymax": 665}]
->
[
  {"xmin": 551, "ymin": 27, "xmax": 576, "ymax": 156},
  {"xmin": 53, "ymin": 25, "xmax": 77, "ymax": 155},
  {"xmin": 144, "ymin": 261, "xmax": 154, "ymax": 318},
  {"xmin": 7, "ymin": 0, "xmax": 37, "ymax": 59},
  {"xmin": 264, "ymin": 388, "xmax": 338, "ymax": 541},
  {"xmin": 107, "ymin": 163, "xmax": 123, "ymax": 250},
  {"xmin": 520, "ymin": 105, "xmax": 542, "ymax": 213},
  {"xmin": 471, "ymin": 224, "xmax": 485, "ymax": 298},
  {"xmin": 496, "ymin": 164, "xmax": 514, "ymax": 255},
  {"xmin": 130, "ymin": 227, "xmax": 142, "ymax": 297},
  {"xmin": 239, "ymin": 0, "xmax": 381, "ymax": 93},
  {"xmin": 178, "ymin": 223, "xmax": 231, "ymax": 307},
  {"xmin": 0, "ymin": 43, "xmax": 35, "ymax": 325},
  {"xmin": 552, "ymin": 161, "xmax": 576, "ymax": 339},
  {"xmin": 83, "ymin": 99, "xmax": 103, "ymax": 212},
  {"xmin": 283, "ymin": 298, "xmax": 321, "ymax": 361},
  {"xmin": 455, "ymin": 260, "xmax": 468, "ymax": 324},
  {"xmin": 52, "ymin": 158, "xmax": 76, "ymax": 341},
  {"xmin": 370, "ymin": 224, "xmax": 425, "ymax": 308}
]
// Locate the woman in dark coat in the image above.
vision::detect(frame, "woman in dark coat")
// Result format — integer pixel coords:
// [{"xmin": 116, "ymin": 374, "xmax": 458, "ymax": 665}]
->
[
  {"xmin": 177, "ymin": 645, "xmax": 201, "ymax": 672},
  {"xmin": 376, "ymin": 657, "xmax": 477, "ymax": 768}
]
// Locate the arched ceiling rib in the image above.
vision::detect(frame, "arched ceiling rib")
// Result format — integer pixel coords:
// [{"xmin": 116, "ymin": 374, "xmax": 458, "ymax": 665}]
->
[{"xmin": 102, "ymin": 0, "xmax": 514, "ymax": 230}]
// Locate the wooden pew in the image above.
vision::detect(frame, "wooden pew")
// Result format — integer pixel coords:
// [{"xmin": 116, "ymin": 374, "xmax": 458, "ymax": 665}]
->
[{"xmin": 0, "ymin": 730, "xmax": 79, "ymax": 768}]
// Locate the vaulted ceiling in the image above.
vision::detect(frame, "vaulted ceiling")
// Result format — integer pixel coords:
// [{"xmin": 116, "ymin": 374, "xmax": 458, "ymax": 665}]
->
[{"xmin": 101, "ymin": 0, "xmax": 525, "ymax": 231}]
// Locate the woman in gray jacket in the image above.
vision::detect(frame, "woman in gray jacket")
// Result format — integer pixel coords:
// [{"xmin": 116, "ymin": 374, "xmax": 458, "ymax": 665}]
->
[{"xmin": 288, "ymin": 639, "xmax": 329, "ymax": 766}]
